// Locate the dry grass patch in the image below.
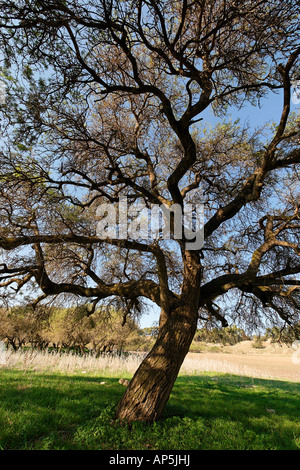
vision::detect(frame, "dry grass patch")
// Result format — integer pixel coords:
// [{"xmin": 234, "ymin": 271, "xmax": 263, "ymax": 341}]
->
[{"xmin": 2, "ymin": 342, "xmax": 300, "ymax": 382}]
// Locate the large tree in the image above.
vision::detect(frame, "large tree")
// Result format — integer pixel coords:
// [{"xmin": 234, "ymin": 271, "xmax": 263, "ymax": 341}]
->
[{"xmin": 0, "ymin": 0, "xmax": 300, "ymax": 422}]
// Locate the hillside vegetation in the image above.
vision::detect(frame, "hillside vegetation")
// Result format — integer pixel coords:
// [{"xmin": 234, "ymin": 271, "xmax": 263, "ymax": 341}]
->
[{"xmin": 1, "ymin": 306, "xmax": 299, "ymax": 356}]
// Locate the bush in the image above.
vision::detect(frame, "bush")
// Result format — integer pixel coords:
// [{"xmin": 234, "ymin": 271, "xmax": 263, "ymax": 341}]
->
[
  {"xmin": 194, "ymin": 325, "xmax": 248, "ymax": 345},
  {"xmin": 252, "ymin": 336, "xmax": 265, "ymax": 349},
  {"xmin": 0, "ymin": 304, "xmax": 142, "ymax": 354},
  {"xmin": 265, "ymin": 325, "xmax": 300, "ymax": 345}
]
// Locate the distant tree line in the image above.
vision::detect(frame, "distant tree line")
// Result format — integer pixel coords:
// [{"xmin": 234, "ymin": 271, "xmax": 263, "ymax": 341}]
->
[
  {"xmin": 0, "ymin": 305, "xmax": 141, "ymax": 354},
  {"xmin": 264, "ymin": 325, "xmax": 300, "ymax": 345},
  {"xmin": 193, "ymin": 325, "xmax": 249, "ymax": 345},
  {"xmin": 194, "ymin": 324, "xmax": 300, "ymax": 346},
  {"xmin": 1, "ymin": 305, "xmax": 298, "ymax": 355}
]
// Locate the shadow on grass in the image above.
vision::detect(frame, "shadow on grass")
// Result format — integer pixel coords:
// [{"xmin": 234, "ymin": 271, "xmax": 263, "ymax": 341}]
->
[
  {"xmin": 0, "ymin": 369, "xmax": 124, "ymax": 449},
  {"xmin": 168, "ymin": 374, "xmax": 300, "ymax": 420},
  {"xmin": 162, "ymin": 374, "xmax": 300, "ymax": 450},
  {"xmin": 0, "ymin": 369, "xmax": 299, "ymax": 450}
]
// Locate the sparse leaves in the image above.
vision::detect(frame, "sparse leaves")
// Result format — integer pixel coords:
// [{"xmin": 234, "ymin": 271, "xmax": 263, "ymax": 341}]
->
[{"xmin": 0, "ymin": 0, "xmax": 299, "ymax": 335}]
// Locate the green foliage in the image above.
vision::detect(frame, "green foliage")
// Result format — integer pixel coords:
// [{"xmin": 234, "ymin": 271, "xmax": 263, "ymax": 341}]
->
[
  {"xmin": 0, "ymin": 305, "xmax": 141, "ymax": 354},
  {"xmin": 252, "ymin": 335, "xmax": 265, "ymax": 349},
  {"xmin": 141, "ymin": 326, "xmax": 159, "ymax": 338},
  {"xmin": 0, "ymin": 306, "xmax": 51, "ymax": 351},
  {"xmin": 265, "ymin": 325, "xmax": 300, "ymax": 345},
  {"xmin": 194, "ymin": 325, "xmax": 248, "ymax": 345}
]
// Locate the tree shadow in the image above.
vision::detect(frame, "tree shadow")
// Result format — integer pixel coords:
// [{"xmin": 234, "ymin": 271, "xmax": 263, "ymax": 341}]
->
[
  {"xmin": 161, "ymin": 374, "xmax": 300, "ymax": 449},
  {"xmin": 167, "ymin": 374, "xmax": 300, "ymax": 419},
  {"xmin": 0, "ymin": 370, "xmax": 299, "ymax": 450},
  {"xmin": 0, "ymin": 369, "xmax": 124, "ymax": 449}
]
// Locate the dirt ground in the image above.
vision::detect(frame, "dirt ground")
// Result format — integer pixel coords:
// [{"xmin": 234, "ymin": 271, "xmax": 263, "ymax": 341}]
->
[{"xmin": 186, "ymin": 340, "xmax": 300, "ymax": 382}]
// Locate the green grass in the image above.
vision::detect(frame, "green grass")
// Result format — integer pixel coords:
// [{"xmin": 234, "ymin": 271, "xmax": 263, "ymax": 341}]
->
[{"xmin": 0, "ymin": 368, "xmax": 299, "ymax": 450}]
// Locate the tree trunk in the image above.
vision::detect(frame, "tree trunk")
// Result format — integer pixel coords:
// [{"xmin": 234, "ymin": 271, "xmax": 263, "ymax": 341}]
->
[{"xmin": 115, "ymin": 303, "xmax": 198, "ymax": 423}]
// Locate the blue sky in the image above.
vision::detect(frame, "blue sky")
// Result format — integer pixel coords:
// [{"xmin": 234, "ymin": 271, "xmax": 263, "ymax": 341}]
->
[
  {"xmin": 139, "ymin": 89, "xmax": 300, "ymax": 329},
  {"xmin": 1, "ymin": 71, "xmax": 299, "ymax": 329}
]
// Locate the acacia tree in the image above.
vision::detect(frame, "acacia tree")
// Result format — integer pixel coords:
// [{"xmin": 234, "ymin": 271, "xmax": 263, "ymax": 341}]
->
[{"xmin": 0, "ymin": 0, "xmax": 300, "ymax": 422}]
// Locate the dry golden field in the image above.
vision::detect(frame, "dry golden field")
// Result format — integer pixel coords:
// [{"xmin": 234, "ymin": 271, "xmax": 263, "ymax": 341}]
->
[
  {"xmin": 2, "ymin": 340, "xmax": 300, "ymax": 382},
  {"xmin": 184, "ymin": 340, "xmax": 300, "ymax": 382}
]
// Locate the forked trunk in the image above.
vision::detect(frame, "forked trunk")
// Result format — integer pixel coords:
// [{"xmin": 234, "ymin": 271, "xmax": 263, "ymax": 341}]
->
[{"xmin": 115, "ymin": 303, "xmax": 198, "ymax": 423}]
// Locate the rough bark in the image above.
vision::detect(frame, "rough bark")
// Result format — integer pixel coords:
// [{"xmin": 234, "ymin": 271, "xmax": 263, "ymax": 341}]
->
[
  {"xmin": 115, "ymin": 251, "xmax": 201, "ymax": 423},
  {"xmin": 115, "ymin": 303, "xmax": 198, "ymax": 423}
]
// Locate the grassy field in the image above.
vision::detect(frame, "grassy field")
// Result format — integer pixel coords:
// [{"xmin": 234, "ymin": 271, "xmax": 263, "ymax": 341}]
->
[{"xmin": 0, "ymin": 355, "xmax": 299, "ymax": 450}]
